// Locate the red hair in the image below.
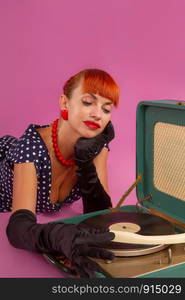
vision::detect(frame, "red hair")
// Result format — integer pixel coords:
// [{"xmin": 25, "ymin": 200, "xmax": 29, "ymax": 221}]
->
[{"xmin": 63, "ymin": 69, "xmax": 119, "ymax": 107}]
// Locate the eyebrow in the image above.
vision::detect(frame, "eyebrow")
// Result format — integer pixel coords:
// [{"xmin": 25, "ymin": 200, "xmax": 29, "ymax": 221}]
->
[
  {"xmin": 87, "ymin": 93, "xmax": 113, "ymax": 105},
  {"xmin": 88, "ymin": 93, "xmax": 97, "ymax": 100}
]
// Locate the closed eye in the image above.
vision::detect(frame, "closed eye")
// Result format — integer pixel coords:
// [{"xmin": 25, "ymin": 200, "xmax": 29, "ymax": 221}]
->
[
  {"xmin": 103, "ymin": 108, "xmax": 111, "ymax": 114},
  {"xmin": 82, "ymin": 101, "xmax": 92, "ymax": 106}
]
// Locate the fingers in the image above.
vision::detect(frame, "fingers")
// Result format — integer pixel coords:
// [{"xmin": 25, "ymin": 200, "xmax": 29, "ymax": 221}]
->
[
  {"xmin": 103, "ymin": 121, "xmax": 115, "ymax": 141},
  {"xmin": 89, "ymin": 227, "xmax": 110, "ymax": 234},
  {"xmin": 74, "ymin": 256, "xmax": 105, "ymax": 278},
  {"xmin": 74, "ymin": 135, "xmax": 107, "ymax": 162},
  {"xmin": 85, "ymin": 231, "xmax": 115, "ymax": 245},
  {"xmin": 77, "ymin": 224, "xmax": 109, "ymax": 235},
  {"xmin": 75, "ymin": 231, "xmax": 115, "ymax": 246},
  {"xmin": 75, "ymin": 244, "xmax": 115, "ymax": 261},
  {"xmin": 85, "ymin": 247, "xmax": 115, "ymax": 260}
]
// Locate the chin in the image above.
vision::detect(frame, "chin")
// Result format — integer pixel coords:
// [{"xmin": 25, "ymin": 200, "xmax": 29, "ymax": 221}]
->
[{"xmin": 80, "ymin": 130, "xmax": 99, "ymax": 139}]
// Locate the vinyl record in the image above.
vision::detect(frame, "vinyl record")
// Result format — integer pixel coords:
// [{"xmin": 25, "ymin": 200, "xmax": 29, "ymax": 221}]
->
[{"xmin": 79, "ymin": 211, "xmax": 175, "ymax": 256}]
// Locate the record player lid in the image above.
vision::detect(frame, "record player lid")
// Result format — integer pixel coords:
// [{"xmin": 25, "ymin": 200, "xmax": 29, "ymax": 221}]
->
[{"xmin": 136, "ymin": 100, "xmax": 185, "ymax": 224}]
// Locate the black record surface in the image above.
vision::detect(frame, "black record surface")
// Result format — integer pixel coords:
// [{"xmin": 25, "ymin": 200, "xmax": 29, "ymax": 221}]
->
[{"xmin": 79, "ymin": 211, "xmax": 175, "ymax": 250}]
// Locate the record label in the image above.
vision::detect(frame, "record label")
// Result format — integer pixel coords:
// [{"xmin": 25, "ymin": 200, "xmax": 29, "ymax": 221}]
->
[{"xmin": 109, "ymin": 222, "xmax": 141, "ymax": 233}]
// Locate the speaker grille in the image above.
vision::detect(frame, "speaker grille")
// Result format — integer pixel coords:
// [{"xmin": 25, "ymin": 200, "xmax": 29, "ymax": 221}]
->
[{"xmin": 154, "ymin": 122, "xmax": 185, "ymax": 201}]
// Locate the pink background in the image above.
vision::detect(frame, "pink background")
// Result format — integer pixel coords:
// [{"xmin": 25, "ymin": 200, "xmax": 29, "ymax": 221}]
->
[
  {"xmin": 1, "ymin": 0, "xmax": 185, "ymax": 277},
  {"xmin": 1, "ymin": 0, "xmax": 185, "ymax": 207}
]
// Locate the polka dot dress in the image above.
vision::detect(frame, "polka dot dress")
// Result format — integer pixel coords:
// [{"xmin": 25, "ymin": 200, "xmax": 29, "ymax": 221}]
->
[{"xmin": 0, "ymin": 124, "xmax": 81, "ymax": 213}]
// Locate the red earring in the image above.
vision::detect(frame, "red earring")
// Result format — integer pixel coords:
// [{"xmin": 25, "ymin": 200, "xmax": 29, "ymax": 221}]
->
[{"xmin": 61, "ymin": 109, "xmax": 68, "ymax": 120}]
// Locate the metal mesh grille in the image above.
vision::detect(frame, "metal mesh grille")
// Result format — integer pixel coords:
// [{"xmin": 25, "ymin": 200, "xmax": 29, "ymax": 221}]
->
[{"xmin": 154, "ymin": 122, "xmax": 185, "ymax": 201}]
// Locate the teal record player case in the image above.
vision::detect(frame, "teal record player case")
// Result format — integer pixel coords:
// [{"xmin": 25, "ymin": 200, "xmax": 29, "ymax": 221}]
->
[
  {"xmin": 136, "ymin": 100, "xmax": 185, "ymax": 224},
  {"xmin": 44, "ymin": 100, "xmax": 185, "ymax": 278}
]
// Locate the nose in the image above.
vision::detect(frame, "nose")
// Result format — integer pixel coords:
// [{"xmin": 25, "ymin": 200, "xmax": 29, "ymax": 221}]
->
[{"xmin": 89, "ymin": 105, "xmax": 102, "ymax": 120}]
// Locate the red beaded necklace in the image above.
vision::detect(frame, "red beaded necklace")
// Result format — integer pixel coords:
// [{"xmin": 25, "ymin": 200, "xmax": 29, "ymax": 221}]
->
[{"xmin": 51, "ymin": 118, "xmax": 75, "ymax": 166}]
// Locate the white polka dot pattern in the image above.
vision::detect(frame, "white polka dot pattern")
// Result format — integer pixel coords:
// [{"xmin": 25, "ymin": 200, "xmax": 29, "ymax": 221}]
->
[{"xmin": 0, "ymin": 124, "xmax": 81, "ymax": 213}]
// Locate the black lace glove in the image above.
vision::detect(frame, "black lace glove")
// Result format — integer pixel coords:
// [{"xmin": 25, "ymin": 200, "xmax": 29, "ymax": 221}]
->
[
  {"xmin": 75, "ymin": 121, "xmax": 115, "ymax": 164},
  {"xmin": 6, "ymin": 209, "xmax": 115, "ymax": 278},
  {"xmin": 74, "ymin": 121, "xmax": 115, "ymax": 213}
]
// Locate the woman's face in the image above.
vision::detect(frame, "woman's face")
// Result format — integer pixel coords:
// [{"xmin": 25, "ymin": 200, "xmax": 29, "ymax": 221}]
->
[{"xmin": 65, "ymin": 81, "xmax": 113, "ymax": 138}]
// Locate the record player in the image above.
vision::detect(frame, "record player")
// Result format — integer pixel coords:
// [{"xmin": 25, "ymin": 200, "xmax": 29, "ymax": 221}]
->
[{"xmin": 43, "ymin": 100, "xmax": 185, "ymax": 278}]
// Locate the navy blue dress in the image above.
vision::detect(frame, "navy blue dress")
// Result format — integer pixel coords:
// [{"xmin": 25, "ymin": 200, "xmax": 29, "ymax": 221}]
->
[{"xmin": 0, "ymin": 124, "xmax": 81, "ymax": 213}]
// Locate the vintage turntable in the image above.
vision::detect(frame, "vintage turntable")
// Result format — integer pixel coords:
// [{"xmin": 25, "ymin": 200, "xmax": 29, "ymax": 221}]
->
[{"xmin": 43, "ymin": 100, "xmax": 185, "ymax": 278}]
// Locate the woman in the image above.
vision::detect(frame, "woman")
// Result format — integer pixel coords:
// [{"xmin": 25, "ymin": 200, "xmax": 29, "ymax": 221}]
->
[{"xmin": 0, "ymin": 68, "xmax": 120, "ymax": 277}]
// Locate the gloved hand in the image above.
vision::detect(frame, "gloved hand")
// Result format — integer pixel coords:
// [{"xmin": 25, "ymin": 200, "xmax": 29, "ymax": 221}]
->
[
  {"xmin": 74, "ymin": 121, "xmax": 115, "ymax": 213},
  {"xmin": 71, "ymin": 226, "xmax": 115, "ymax": 277},
  {"xmin": 6, "ymin": 209, "xmax": 115, "ymax": 278},
  {"xmin": 75, "ymin": 121, "xmax": 115, "ymax": 164}
]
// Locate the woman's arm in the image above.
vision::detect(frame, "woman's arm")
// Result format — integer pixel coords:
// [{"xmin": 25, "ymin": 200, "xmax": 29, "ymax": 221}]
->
[
  {"xmin": 12, "ymin": 162, "xmax": 37, "ymax": 213},
  {"xmin": 75, "ymin": 149, "xmax": 112, "ymax": 213},
  {"xmin": 7, "ymin": 163, "xmax": 115, "ymax": 277},
  {"xmin": 74, "ymin": 122, "xmax": 114, "ymax": 213},
  {"xmin": 93, "ymin": 146, "xmax": 109, "ymax": 195}
]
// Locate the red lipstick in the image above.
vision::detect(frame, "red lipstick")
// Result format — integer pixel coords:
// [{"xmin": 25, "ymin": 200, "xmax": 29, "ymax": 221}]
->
[{"xmin": 83, "ymin": 121, "xmax": 100, "ymax": 130}]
